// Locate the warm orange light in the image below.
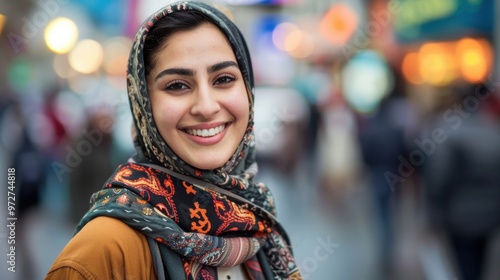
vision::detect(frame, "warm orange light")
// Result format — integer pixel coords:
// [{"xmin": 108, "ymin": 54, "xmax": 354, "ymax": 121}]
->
[
  {"xmin": 0, "ymin": 14, "xmax": 6, "ymax": 36},
  {"xmin": 418, "ymin": 42, "xmax": 457, "ymax": 86},
  {"xmin": 272, "ymin": 22, "xmax": 299, "ymax": 51},
  {"xmin": 272, "ymin": 22, "xmax": 314, "ymax": 59},
  {"xmin": 479, "ymin": 39, "xmax": 494, "ymax": 64},
  {"xmin": 320, "ymin": 4, "xmax": 358, "ymax": 45},
  {"xmin": 68, "ymin": 39, "xmax": 104, "ymax": 74},
  {"xmin": 405, "ymin": 38, "xmax": 493, "ymax": 86},
  {"xmin": 456, "ymin": 38, "xmax": 492, "ymax": 83},
  {"xmin": 284, "ymin": 29, "xmax": 303, "ymax": 52},
  {"xmin": 402, "ymin": 52, "xmax": 423, "ymax": 84},
  {"xmin": 288, "ymin": 32, "xmax": 314, "ymax": 59}
]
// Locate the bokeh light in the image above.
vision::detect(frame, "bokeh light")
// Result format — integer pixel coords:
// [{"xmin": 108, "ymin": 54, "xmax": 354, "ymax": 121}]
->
[
  {"xmin": 342, "ymin": 50, "xmax": 394, "ymax": 114},
  {"xmin": 418, "ymin": 42, "xmax": 457, "ymax": 86},
  {"xmin": 68, "ymin": 39, "xmax": 104, "ymax": 74},
  {"xmin": 456, "ymin": 38, "xmax": 492, "ymax": 83},
  {"xmin": 7, "ymin": 57, "xmax": 33, "ymax": 91},
  {"xmin": 287, "ymin": 31, "xmax": 314, "ymax": 59},
  {"xmin": 402, "ymin": 38, "xmax": 493, "ymax": 86},
  {"xmin": 272, "ymin": 22, "xmax": 299, "ymax": 50},
  {"xmin": 44, "ymin": 17, "xmax": 79, "ymax": 54},
  {"xmin": 272, "ymin": 22, "xmax": 314, "ymax": 59},
  {"xmin": 402, "ymin": 52, "xmax": 423, "ymax": 85},
  {"xmin": 0, "ymin": 14, "xmax": 6, "ymax": 36},
  {"xmin": 283, "ymin": 28, "xmax": 303, "ymax": 52},
  {"xmin": 320, "ymin": 3, "xmax": 358, "ymax": 45}
]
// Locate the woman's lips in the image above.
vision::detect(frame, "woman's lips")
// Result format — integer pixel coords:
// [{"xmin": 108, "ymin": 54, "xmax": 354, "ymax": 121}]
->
[{"xmin": 182, "ymin": 123, "xmax": 230, "ymax": 145}]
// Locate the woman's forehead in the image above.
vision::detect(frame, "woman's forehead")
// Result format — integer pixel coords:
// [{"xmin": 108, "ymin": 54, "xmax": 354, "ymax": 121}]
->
[{"xmin": 150, "ymin": 23, "xmax": 237, "ymax": 72}]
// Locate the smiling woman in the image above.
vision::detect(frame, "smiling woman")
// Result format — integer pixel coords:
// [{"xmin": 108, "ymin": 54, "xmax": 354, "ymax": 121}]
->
[
  {"xmin": 147, "ymin": 22, "xmax": 249, "ymax": 170},
  {"xmin": 45, "ymin": 1, "xmax": 302, "ymax": 280}
]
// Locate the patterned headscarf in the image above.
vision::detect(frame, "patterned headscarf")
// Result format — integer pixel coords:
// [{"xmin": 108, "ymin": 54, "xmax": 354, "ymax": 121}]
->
[
  {"xmin": 129, "ymin": 0, "xmax": 255, "ymax": 181},
  {"xmin": 76, "ymin": 1, "xmax": 302, "ymax": 280}
]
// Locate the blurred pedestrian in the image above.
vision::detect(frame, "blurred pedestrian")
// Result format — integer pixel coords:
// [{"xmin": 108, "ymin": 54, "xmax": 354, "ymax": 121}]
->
[
  {"xmin": 68, "ymin": 110, "xmax": 115, "ymax": 225},
  {"xmin": 46, "ymin": 2, "xmax": 302, "ymax": 279},
  {"xmin": 423, "ymin": 83, "xmax": 500, "ymax": 280},
  {"xmin": 358, "ymin": 95, "xmax": 408, "ymax": 279},
  {"xmin": 4, "ymin": 100, "xmax": 48, "ymax": 217}
]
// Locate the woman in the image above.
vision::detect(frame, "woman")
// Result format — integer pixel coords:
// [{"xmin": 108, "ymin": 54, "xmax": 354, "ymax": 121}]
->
[{"xmin": 46, "ymin": 1, "xmax": 302, "ymax": 279}]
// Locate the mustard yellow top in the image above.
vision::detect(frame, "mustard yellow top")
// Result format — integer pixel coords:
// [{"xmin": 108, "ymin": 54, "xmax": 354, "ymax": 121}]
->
[{"xmin": 45, "ymin": 216, "xmax": 157, "ymax": 280}]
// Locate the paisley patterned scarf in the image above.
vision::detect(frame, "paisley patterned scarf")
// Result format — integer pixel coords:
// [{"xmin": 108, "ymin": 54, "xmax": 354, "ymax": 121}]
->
[{"xmin": 76, "ymin": 1, "xmax": 302, "ymax": 279}]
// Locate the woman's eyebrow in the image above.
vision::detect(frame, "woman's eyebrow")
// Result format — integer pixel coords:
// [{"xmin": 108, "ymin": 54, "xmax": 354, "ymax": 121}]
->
[
  {"xmin": 154, "ymin": 61, "xmax": 238, "ymax": 83},
  {"xmin": 155, "ymin": 68, "xmax": 194, "ymax": 82},
  {"xmin": 208, "ymin": 61, "xmax": 238, "ymax": 73}
]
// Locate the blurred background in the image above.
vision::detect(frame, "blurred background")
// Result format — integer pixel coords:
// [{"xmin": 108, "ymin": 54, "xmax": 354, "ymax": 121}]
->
[{"xmin": 1, "ymin": 0, "xmax": 500, "ymax": 279}]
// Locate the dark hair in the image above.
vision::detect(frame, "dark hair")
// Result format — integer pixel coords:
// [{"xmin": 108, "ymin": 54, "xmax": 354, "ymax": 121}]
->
[{"xmin": 144, "ymin": 10, "xmax": 213, "ymax": 77}]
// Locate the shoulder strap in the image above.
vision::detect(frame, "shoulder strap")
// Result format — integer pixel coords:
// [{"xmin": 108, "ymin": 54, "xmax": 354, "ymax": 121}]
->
[{"xmin": 257, "ymin": 250, "xmax": 274, "ymax": 280}]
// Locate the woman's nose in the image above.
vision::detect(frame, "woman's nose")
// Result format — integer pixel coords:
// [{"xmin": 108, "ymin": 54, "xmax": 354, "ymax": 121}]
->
[{"xmin": 190, "ymin": 86, "xmax": 221, "ymax": 118}]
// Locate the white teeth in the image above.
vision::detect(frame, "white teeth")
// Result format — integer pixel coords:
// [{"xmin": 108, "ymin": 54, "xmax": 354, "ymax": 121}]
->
[{"xmin": 186, "ymin": 124, "xmax": 225, "ymax": 137}]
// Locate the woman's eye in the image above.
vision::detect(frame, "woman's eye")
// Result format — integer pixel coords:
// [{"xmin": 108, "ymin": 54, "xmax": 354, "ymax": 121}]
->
[
  {"xmin": 214, "ymin": 75, "xmax": 236, "ymax": 85},
  {"xmin": 165, "ymin": 81, "xmax": 189, "ymax": 91}
]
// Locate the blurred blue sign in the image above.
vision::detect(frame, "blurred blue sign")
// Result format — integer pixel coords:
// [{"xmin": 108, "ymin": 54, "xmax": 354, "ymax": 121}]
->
[
  {"xmin": 74, "ymin": 0, "xmax": 128, "ymax": 35},
  {"xmin": 393, "ymin": 0, "xmax": 493, "ymax": 43}
]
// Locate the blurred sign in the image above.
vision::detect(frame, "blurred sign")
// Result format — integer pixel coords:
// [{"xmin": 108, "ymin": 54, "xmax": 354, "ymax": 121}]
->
[
  {"xmin": 392, "ymin": 0, "xmax": 493, "ymax": 42},
  {"xmin": 74, "ymin": 0, "xmax": 127, "ymax": 35}
]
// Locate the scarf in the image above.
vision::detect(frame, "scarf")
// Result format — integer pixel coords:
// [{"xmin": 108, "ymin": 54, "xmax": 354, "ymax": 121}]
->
[{"xmin": 76, "ymin": 1, "xmax": 302, "ymax": 279}]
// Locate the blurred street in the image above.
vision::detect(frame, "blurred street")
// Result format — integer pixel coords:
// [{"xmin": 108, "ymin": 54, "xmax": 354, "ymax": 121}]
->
[{"xmin": 1, "ymin": 0, "xmax": 500, "ymax": 279}]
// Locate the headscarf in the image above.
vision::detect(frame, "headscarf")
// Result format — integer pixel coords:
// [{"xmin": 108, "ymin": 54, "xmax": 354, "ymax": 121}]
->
[{"xmin": 76, "ymin": 1, "xmax": 302, "ymax": 280}]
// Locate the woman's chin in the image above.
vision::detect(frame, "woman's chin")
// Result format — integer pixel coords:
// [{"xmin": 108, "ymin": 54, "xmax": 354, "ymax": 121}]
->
[{"xmin": 188, "ymin": 160, "xmax": 226, "ymax": 171}]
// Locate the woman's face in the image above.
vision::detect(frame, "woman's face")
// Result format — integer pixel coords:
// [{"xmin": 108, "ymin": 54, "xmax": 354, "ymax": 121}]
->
[{"xmin": 148, "ymin": 23, "xmax": 249, "ymax": 170}]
